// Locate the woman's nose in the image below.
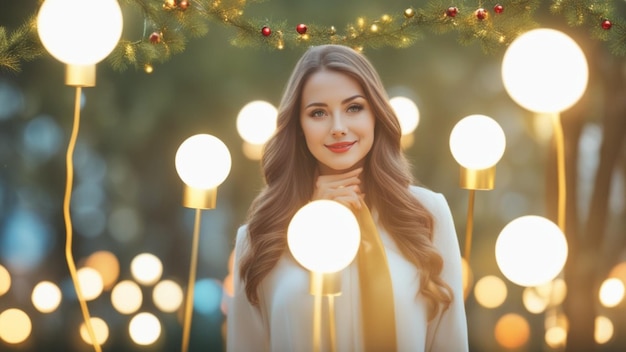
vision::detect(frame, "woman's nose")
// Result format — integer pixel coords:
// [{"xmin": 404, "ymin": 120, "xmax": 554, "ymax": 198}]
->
[{"xmin": 330, "ymin": 116, "xmax": 347, "ymax": 137}]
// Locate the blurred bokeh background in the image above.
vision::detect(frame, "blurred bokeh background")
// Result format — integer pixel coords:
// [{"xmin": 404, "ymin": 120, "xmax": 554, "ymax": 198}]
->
[{"xmin": 0, "ymin": 0, "xmax": 625, "ymax": 351}]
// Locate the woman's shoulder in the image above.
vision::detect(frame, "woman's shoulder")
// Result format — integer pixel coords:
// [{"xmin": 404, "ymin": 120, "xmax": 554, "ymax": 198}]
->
[{"xmin": 408, "ymin": 185, "xmax": 447, "ymax": 206}]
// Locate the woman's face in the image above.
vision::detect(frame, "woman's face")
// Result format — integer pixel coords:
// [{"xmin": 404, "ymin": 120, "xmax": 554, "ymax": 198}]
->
[{"xmin": 299, "ymin": 70, "xmax": 375, "ymax": 175}]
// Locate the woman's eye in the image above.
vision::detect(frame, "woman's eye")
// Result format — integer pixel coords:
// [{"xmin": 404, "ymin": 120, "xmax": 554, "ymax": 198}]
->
[
  {"xmin": 311, "ymin": 110, "xmax": 326, "ymax": 118},
  {"xmin": 347, "ymin": 104, "xmax": 363, "ymax": 113}
]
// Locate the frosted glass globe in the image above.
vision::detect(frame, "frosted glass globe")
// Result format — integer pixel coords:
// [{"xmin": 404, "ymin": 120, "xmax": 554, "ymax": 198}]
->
[
  {"xmin": 236, "ymin": 100, "xmax": 278, "ymax": 145},
  {"xmin": 502, "ymin": 28, "xmax": 588, "ymax": 113},
  {"xmin": 495, "ymin": 215, "xmax": 568, "ymax": 287},
  {"xmin": 449, "ymin": 114, "xmax": 506, "ymax": 169},
  {"xmin": 175, "ymin": 134, "xmax": 232, "ymax": 190},
  {"xmin": 37, "ymin": 0, "xmax": 123, "ymax": 65},
  {"xmin": 288, "ymin": 200, "xmax": 360, "ymax": 274}
]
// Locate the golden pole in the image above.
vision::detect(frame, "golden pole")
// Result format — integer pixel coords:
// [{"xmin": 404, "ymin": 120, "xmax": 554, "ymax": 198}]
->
[
  {"xmin": 64, "ymin": 86, "xmax": 101, "ymax": 352},
  {"xmin": 551, "ymin": 113, "xmax": 567, "ymax": 232},
  {"xmin": 181, "ymin": 208, "xmax": 202, "ymax": 352},
  {"xmin": 464, "ymin": 189, "xmax": 476, "ymax": 262},
  {"xmin": 311, "ymin": 272, "xmax": 323, "ymax": 352}
]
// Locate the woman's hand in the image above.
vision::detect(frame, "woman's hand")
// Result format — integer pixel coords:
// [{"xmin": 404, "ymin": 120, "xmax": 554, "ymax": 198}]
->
[{"xmin": 312, "ymin": 168, "xmax": 363, "ymax": 210}]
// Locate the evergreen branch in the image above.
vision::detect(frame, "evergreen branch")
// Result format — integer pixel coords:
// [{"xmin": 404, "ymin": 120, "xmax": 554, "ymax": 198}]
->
[{"xmin": 1, "ymin": 0, "xmax": 625, "ymax": 73}]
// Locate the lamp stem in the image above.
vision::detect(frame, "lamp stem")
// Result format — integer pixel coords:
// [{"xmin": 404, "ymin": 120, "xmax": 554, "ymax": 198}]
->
[
  {"xmin": 182, "ymin": 208, "xmax": 202, "ymax": 352},
  {"xmin": 64, "ymin": 87, "xmax": 101, "ymax": 352},
  {"xmin": 328, "ymin": 295, "xmax": 337, "ymax": 352},
  {"xmin": 311, "ymin": 272, "xmax": 323, "ymax": 352},
  {"xmin": 464, "ymin": 189, "xmax": 476, "ymax": 262},
  {"xmin": 552, "ymin": 113, "xmax": 566, "ymax": 232}
]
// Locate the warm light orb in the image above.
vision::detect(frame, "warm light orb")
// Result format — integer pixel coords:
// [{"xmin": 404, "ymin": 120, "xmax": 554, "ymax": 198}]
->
[
  {"xmin": 0, "ymin": 265, "xmax": 10, "ymax": 296},
  {"xmin": 502, "ymin": 28, "xmax": 588, "ymax": 113},
  {"xmin": 129, "ymin": 312, "xmax": 161, "ymax": 346},
  {"xmin": 79, "ymin": 317, "xmax": 109, "ymax": 346},
  {"xmin": 389, "ymin": 96, "xmax": 420, "ymax": 135},
  {"xmin": 494, "ymin": 313, "xmax": 530, "ymax": 349},
  {"xmin": 85, "ymin": 250, "xmax": 120, "ymax": 290},
  {"xmin": 0, "ymin": 308, "xmax": 32, "ymax": 344},
  {"xmin": 77, "ymin": 267, "xmax": 104, "ymax": 301},
  {"xmin": 175, "ymin": 134, "xmax": 232, "ymax": 190},
  {"xmin": 32, "ymin": 281, "xmax": 62, "ymax": 313},
  {"xmin": 37, "ymin": 0, "xmax": 123, "ymax": 65},
  {"xmin": 599, "ymin": 278, "xmax": 625, "ymax": 308},
  {"xmin": 545, "ymin": 325, "xmax": 568, "ymax": 348},
  {"xmin": 287, "ymin": 200, "xmax": 360, "ymax": 273},
  {"xmin": 130, "ymin": 253, "xmax": 163, "ymax": 285},
  {"xmin": 153, "ymin": 280, "xmax": 183, "ymax": 313},
  {"xmin": 236, "ymin": 100, "xmax": 278, "ymax": 145},
  {"xmin": 449, "ymin": 114, "xmax": 506, "ymax": 169},
  {"xmin": 474, "ymin": 275, "xmax": 508, "ymax": 309},
  {"xmin": 595, "ymin": 316, "xmax": 614, "ymax": 344},
  {"xmin": 495, "ymin": 215, "xmax": 568, "ymax": 287},
  {"xmin": 111, "ymin": 280, "xmax": 143, "ymax": 314}
]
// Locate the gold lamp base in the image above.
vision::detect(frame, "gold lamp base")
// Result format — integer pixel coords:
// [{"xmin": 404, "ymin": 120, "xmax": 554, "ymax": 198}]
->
[
  {"xmin": 182, "ymin": 185, "xmax": 217, "ymax": 209},
  {"xmin": 460, "ymin": 166, "xmax": 496, "ymax": 190},
  {"xmin": 310, "ymin": 271, "xmax": 342, "ymax": 296},
  {"xmin": 65, "ymin": 64, "xmax": 96, "ymax": 87}
]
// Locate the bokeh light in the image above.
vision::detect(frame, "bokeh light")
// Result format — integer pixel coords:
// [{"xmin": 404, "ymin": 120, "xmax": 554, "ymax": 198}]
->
[
  {"xmin": 153, "ymin": 280, "xmax": 184, "ymax": 313},
  {"xmin": 79, "ymin": 317, "xmax": 109, "ymax": 346},
  {"xmin": 84, "ymin": 250, "xmax": 120, "ymax": 290},
  {"xmin": 494, "ymin": 313, "xmax": 530, "ymax": 349},
  {"xmin": 595, "ymin": 315, "xmax": 614, "ymax": 344},
  {"xmin": 474, "ymin": 275, "xmax": 507, "ymax": 309},
  {"xmin": 32, "ymin": 281, "xmax": 62, "ymax": 313},
  {"xmin": 0, "ymin": 265, "xmax": 10, "ymax": 296},
  {"xmin": 111, "ymin": 280, "xmax": 143, "ymax": 314},
  {"xmin": 0, "ymin": 209, "xmax": 54, "ymax": 274},
  {"xmin": 77, "ymin": 266, "xmax": 104, "ymax": 301},
  {"xmin": 598, "ymin": 277, "xmax": 624, "ymax": 308},
  {"xmin": 0, "ymin": 308, "xmax": 32, "ymax": 344},
  {"xmin": 545, "ymin": 325, "xmax": 568, "ymax": 349},
  {"xmin": 130, "ymin": 253, "xmax": 163, "ymax": 286},
  {"xmin": 129, "ymin": 312, "xmax": 161, "ymax": 346},
  {"xmin": 236, "ymin": 100, "xmax": 278, "ymax": 145},
  {"xmin": 193, "ymin": 278, "xmax": 223, "ymax": 315},
  {"xmin": 389, "ymin": 96, "xmax": 420, "ymax": 135}
]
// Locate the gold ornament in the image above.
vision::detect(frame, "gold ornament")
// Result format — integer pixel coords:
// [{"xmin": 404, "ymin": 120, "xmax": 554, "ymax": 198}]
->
[{"xmin": 404, "ymin": 8, "xmax": 415, "ymax": 18}]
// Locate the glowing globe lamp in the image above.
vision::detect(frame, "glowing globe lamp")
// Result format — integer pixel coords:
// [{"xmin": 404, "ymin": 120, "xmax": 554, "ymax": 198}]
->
[
  {"xmin": 449, "ymin": 114, "xmax": 506, "ymax": 190},
  {"xmin": 389, "ymin": 96, "xmax": 420, "ymax": 135},
  {"xmin": 288, "ymin": 200, "xmax": 360, "ymax": 275},
  {"xmin": 495, "ymin": 215, "xmax": 568, "ymax": 287},
  {"xmin": 175, "ymin": 134, "xmax": 232, "ymax": 209},
  {"xmin": 502, "ymin": 28, "xmax": 588, "ymax": 114},
  {"xmin": 37, "ymin": 0, "xmax": 123, "ymax": 87},
  {"xmin": 236, "ymin": 100, "xmax": 278, "ymax": 145}
]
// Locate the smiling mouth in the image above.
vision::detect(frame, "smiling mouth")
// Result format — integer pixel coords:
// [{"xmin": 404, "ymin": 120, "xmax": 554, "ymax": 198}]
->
[{"xmin": 325, "ymin": 141, "xmax": 356, "ymax": 153}]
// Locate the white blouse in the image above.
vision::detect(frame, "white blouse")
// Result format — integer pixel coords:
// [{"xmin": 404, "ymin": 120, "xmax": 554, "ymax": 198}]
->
[{"xmin": 226, "ymin": 186, "xmax": 468, "ymax": 352}]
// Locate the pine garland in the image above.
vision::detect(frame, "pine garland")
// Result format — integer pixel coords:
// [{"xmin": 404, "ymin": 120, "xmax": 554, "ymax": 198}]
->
[{"xmin": 1, "ymin": 0, "xmax": 624, "ymax": 73}]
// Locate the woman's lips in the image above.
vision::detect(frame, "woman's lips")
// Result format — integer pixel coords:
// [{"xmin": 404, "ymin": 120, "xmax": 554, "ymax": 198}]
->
[{"xmin": 325, "ymin": 141, "xmax": 356, "ymax": 153}]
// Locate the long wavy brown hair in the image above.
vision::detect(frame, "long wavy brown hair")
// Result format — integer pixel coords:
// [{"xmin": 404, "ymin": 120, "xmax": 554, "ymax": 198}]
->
[{"xmin": 239, "ymin": 44, "xmax": 452, "ymax": 320}]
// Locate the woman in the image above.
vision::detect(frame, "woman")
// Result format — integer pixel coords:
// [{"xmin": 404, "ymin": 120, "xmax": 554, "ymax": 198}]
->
[{"xmin": 227, "ymin": 44, "xmax": 468, "ymax": 351}]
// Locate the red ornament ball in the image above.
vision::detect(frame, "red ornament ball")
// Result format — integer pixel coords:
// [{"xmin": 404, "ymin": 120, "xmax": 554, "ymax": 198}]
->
[
  {"xmin": 494, "ymin": 4, "xmax": 504, "ymax": 14},
  {"xmin": 476, "ymin": 8, "xmax": 488, "ymax": 20},
  {"xmin": 261, "ymin": 26, "xmax": 272, "ymax": 37},
  {"xmin": 149, "ymin": 32, "xmax": 161, "ymax": 44},
  {"xmin": 446, "ymin": 7, "xmax": 458, "ymax": 17},
  {"xmin": 602, "ymin": 19, "xmax": 612, "ymax": 30},
  {"xmin": 178, "ymin": 0, "xmax": 189, "ymax": 10},
  {"xmin": 296, "ymin": 23, "xmax": 308, "ymax": 35}
]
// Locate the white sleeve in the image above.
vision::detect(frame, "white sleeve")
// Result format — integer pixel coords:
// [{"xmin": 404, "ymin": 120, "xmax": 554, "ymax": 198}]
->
[
  {"xmin": 226, "ymin": 225, "xmax": 269, "ymax": 352},
  {"xmin": 425, "ymin": 192, "xmax": 469, "ymax": 352}
]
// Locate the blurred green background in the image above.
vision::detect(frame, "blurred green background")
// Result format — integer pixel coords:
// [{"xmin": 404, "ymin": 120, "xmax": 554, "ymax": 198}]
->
[{"xmin": 0, "ymin": 0, "xmax": 625, "ymax": 351}]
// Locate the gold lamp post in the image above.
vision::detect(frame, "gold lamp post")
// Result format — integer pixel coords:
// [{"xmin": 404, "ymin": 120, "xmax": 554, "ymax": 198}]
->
[
  {"xmin": 36, "ymin": 1, "xmax": 123, "ymax": 351},
  {"xmin": 287, "ymin": 200, "xmax": 360, "ymax": 352},
  {"xmin": 449, "ymin": 114, "xmax": 506, "ymax": 263},
  {"xmin": 175, "ymin": 133, "xmax": 232, "ymax": 352}
]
